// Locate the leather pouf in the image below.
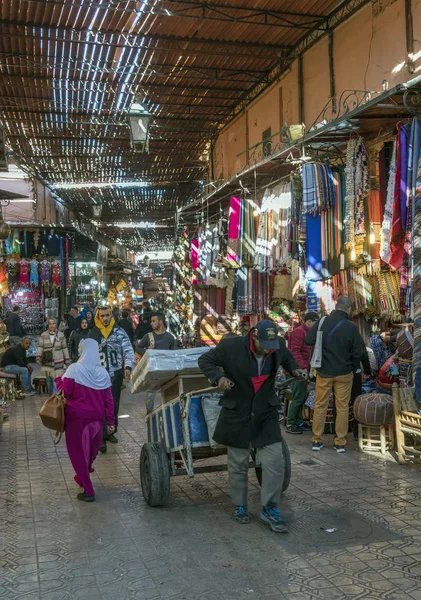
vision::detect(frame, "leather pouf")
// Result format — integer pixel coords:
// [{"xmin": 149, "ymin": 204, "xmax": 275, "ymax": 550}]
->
[{"xmin": 354, "ymin": 393, "xmax": 394, "ymax": 425}]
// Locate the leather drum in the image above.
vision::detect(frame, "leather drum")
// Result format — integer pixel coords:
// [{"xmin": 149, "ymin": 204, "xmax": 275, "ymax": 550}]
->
[{"xmin": 354, "ymin": 393, "xmax": 394, "ymax": 426}]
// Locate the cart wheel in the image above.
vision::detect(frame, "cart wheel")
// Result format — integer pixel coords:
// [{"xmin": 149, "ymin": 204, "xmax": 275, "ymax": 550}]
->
[
  {"xmin": 140, "ymin": 442, "xmax": 170, "ymax": 507},
  {"xmin": 252, "ymin": 438, "xmax": 291, "ymax": 494}
]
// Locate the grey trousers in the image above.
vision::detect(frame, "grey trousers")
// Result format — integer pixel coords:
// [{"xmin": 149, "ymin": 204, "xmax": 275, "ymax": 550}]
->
[{"xmin": 227, "ymin": 441, "xmax": 284, "ymax": 507}]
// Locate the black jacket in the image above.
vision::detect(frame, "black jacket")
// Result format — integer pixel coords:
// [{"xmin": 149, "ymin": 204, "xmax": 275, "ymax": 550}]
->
[
  {"xmin": 68, "ymin": 328, "xmax": 90, "ymax": 362},
  {"xmin": 135, "ymin": 319, "xmax": 152, "ymax": 340},
  {"xmin": 66, "ymin": 315, "xmax": 82, "ymax": 340},
  {"xmin": 5, "ymin": 313, "xmax": 25, "ymax": 337},
  {"xmin": 1, "ymin": 345, "xmax": 28, "ymax": 368},
  {"xmin": 118, "ymin": 318, "xmax": 134, "ymax": 344},
  {"xmin": 304, "ymin": 310, "xmax": 364, "ymax": 378},
  {"xmin": 198, "ymin": 334, "xmax": 299, "ymax": 449}
]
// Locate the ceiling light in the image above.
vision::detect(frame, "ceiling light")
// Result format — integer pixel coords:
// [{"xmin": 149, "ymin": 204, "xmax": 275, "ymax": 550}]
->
[{"xmin": 128, "ymin": 101, "xmax": 152, "ymax": 148}]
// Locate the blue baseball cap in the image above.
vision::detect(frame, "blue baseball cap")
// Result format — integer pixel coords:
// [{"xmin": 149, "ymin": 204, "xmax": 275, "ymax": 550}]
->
[{"xmin": 254, "ymin": 320, "xmax": 280, "ymax": 350}]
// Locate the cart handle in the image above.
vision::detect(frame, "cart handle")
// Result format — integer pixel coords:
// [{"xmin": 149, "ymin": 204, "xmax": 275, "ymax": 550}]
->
[
  {"xmin": 183, "ymin": 386, "xmax": 220, "ymax": 399},
  {"xmin": 184, "ymin": 377, "xmax": 299, "ymax": 399}
]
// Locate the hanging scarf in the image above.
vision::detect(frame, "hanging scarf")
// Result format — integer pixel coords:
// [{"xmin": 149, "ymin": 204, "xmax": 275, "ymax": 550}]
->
[
  {"xmin": 390, "ymin": 125, "xmax": 405, "ymax": 269},
  {"xmin": 412, "ymin": 117, "xmax": 421, "ymax": 373},
  {"xmin": 380, "ymin": 140, "xmax": 397, "ymax": 263},
  {"xmin": 226, "ymin": 196, "xmax": 241, "ymax": 266},
  {"xmin": 94, "ymin": 313, "xmax": 115, "ymax": 339}
]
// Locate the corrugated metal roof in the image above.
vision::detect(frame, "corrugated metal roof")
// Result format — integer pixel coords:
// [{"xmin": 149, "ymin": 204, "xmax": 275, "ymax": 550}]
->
[{"xmin": 0, "ymin": 0, "xmax": 344, "ymax": 247}]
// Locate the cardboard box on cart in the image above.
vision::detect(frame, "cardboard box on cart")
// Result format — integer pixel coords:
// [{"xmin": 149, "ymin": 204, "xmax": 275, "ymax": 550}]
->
[{"xmin": 131, "ymin": 347, "xmax": 211, "ymax": 401}]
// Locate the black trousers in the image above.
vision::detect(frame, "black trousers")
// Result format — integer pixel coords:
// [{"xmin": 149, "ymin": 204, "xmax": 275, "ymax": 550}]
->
[{"xmin": 102, "ymin": 369, "xmax": 124, "ymax": 441}]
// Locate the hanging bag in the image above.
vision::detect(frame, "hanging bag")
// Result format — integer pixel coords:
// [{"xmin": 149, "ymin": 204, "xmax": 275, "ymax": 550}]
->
[
  {"xmin": 310, "ymin": 317, "xmax": 326, "ymax": 370},
  {"xmin": 39, "ymin": 390, "xmax": 66, "ymax": 444}
]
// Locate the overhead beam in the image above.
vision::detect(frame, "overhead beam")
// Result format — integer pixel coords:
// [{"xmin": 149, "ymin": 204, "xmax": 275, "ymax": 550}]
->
[
  {"xmin": 6, "ymin": 1, "xmax": 326, "ymax": 29},
  {"xmin": 0, "ymin": 65, "xmax": 264, "ymax": 84},
  {"xmin": 0, "ymin": 92, "xmax": 237, "ymax": 105},
  {"xmin": 0, "ymin": 20, "xmax": 289, "ymax": 58},
  {"xmin": 0, "ymin": 54, "xmax": 267, "ymax": 81},
  {"xmin": 0, "ymin": 107, "xmax": 224, "ymax": 124},
  {"xmin": 0, "ymin": 76, "xmax": 249, "ymax": 94}
]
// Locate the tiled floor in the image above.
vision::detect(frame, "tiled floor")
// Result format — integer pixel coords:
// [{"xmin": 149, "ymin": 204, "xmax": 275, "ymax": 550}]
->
[{"xmin": 1, "ymin": 390, "xmax": 421, "ymax": 600}]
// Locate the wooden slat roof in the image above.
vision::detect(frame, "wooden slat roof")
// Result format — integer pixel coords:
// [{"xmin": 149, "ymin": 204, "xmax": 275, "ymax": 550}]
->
[{"xmin": 0, "ymin": 0, "xmax": 344, "ymax": 248}]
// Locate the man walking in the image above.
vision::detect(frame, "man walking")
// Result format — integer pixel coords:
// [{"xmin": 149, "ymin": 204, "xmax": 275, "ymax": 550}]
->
[
  {"xmin": 89, "ymin": 305, "xmax": 135, "ymax": 452},
  {"xmin": 286, "ymin": 312, "xmax": 318, "ymax": 434},
  {"xmin": 1, "ymin": 336, "xmax": 35, "ymax": 396},
  {"xmin": 118, "ymin": 310, "xmax": 134, "ymax": 345},
  {"xmin": 67, "ymin": 306, "xmax": 82, "ymax": 340},
  {"xmin": 6, "ymin": 306, "xmax": 26, "ymax": 346},
  {"xmin": 304, "ymin": 296, "xmax": 364, "ymax": 453},
  {"xmin": 136, "ymin": 312, "xmax": 176, "ymax": 413},
  {"xmin": 199, "ymin": 320, "xmax": 305, "ymax": 533}
]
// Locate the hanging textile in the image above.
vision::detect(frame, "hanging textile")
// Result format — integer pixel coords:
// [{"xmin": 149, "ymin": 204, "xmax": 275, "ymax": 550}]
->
[
  {"xmin": 344, "ymin": 137, "xmax": 369, "ymax": 247},
  {"xmin": 191, "ymin": 238, "xmax": 199, "ymax": 285},
  {"xmin": 226, "ymin": 196, "xmax": 241, "ymax": 266},
  {"xmin": 305, "ymin": 215, "xmax": 323, "ymax": 281},
  {"xmin": 354, "ymin": 138, "xmax": 369, "ymax": 238},
  {"xmin": 411, "ymin": 117, "xmax": 421, "ymax": 376},
  {"xmin": 380, "ymin": 140, "xmax": 397, "ymax": 264},
  {"xmin": 301, "ymin": 164, "xmax": 335, "ymax": 214},
  {"xmin": 255, "ymin": 186, "xmax": 290, "ymax": 271},
  {"xmin": 390, "ymin": 126, "xmax": 405, "ymax": 269},
  {"xmin": 344, "ymin": 138, "xmax": 357, "ymax": 248}
]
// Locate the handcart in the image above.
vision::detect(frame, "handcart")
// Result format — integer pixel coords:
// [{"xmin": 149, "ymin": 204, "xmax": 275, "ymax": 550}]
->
[{"xmin": 140, "ymin": 382, "xmax": 292, "ymax": 507}]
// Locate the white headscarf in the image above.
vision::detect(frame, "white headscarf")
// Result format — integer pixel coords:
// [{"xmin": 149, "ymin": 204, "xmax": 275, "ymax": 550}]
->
[{"xmin": 63, "ymin": 338, "xmax": 111, "ymax": 390}]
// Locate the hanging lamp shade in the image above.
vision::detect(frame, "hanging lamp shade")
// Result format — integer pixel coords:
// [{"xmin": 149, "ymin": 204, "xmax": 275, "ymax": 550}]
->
[
  {"xmin": 0, "ymin": 202, "xmax": 10, "ymax": 240},
  {"xmin": 128, "ymin": 102, "xmax": 152, "ymax": 145}
]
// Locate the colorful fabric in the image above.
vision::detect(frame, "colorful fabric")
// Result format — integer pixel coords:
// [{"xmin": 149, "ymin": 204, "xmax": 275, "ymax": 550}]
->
[
  {"xmin": 380, "ymin": 140, "xmax": 397, "ymax": 264},
  {"xmin": 390, "ymin": 125, "xmax": 405, "ymax": 269},
  {"xmin": 226, "ymin": 196, "xmax": 241, "ymax": 265},
  {"xmin": 306, "ymin": 215, "xmax": 323, "ymax": 281}
]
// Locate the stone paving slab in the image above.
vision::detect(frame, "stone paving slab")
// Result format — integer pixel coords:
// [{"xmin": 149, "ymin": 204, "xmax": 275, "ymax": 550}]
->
[{"xmin": 1, "ymin": 389, "xmax": 421, "ymax": 599}]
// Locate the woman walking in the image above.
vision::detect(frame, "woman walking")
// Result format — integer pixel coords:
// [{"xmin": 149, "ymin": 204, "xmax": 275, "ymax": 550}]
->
[
  {"xmin": 56, "ymin": 339, "xmax": 114, "ymax": 502},
  {"xmin": 68, "ymin": 318, "xmax": 90, "ymax": 362},
  {"xmin": 85, "ymin": 310, "xmax": 95, "ymax": 329},
  {"xmin": 36, "ymin": 318, "xmax": 70, "ymax": 394}
]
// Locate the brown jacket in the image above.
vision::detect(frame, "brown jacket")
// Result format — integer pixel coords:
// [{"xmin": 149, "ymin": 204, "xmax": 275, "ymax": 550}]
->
[{"xmin": 36, "ymin": 330, "xmax": 70, "ymax": 377}]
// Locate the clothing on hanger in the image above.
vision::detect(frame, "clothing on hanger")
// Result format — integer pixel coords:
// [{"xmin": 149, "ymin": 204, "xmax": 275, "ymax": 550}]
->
[{"xmin": 30, "ymin": 259, "xmax": 39, "ymax": 287}]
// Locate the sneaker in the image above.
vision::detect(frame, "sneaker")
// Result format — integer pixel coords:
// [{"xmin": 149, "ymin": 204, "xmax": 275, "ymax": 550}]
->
[
  {"xmin": 234, "ymin": 505, "xmax": 249, "ymax": 524},
  {"xmin": 298, "ymin": 422, "xmax": 312, "ymax": 431},
  {"xmin": 286, "ymin": 425, "xmax": 303, "ymax": 435},
  {"xmin": 108, "ymin": 434, "xmax": 118, "ymax": 444},
  {"xmin": 23, "ymin": 390, "xmax": 36, "ymax": 397},
  {"xmin": 99, "ymin": 443, "xmax": 107, "ymax": 454},
  {"xmin": 77, "ymin": 492, "xmax": 95, "ymax": 503},
  {"xmin": 333, "ymin": 444, "xmax": 346, "ymax": 453},
  {"xmin": 260, "ymin": 502, "xmax": 288, "ymax": 533},
  {"xmin": 312, "ymin": 441, "xmax": 324, "ymax": 451}
]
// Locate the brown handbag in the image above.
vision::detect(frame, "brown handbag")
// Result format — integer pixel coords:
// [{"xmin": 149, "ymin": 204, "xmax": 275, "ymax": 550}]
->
[{"xmin": 39, "ymin": 391, "xmax": 66, "ymax": 444}]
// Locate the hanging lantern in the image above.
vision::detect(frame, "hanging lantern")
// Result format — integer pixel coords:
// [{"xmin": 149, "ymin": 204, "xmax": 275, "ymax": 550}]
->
[
  {"xmin": 0, "ymin": 201, "xmax": 10, "ymax": 240},
  {"xmin": 128, "ymin": 102, "xmax": 152, "ymax": 148},
  {"xmin": 92, "ymin": 198, "xmax": 103, "ymax": 218}
]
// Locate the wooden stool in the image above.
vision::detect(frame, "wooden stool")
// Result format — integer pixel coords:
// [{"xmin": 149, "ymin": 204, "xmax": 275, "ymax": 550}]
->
[
  {"xmin": 0, "ymin": 372, "xmax": 18, "ymax": 402},
  {"xmin": 358, "ymin": 423, "xmax": 395, "ymax": 454}
]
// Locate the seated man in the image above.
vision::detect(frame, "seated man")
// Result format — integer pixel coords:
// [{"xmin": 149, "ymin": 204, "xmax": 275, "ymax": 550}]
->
[{"xmin": 1, "ymin": 336, "xmax": 35, "ymax": 396}]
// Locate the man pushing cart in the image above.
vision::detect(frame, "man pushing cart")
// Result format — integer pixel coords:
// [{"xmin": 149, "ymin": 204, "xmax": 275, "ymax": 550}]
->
[{"xmin": 198, "ymin": 320, "xmax": 306, "ymax": 533}]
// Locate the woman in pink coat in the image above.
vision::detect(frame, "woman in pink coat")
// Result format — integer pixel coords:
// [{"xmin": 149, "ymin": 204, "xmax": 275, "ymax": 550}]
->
[{"xmin": 56, "ymin": 338, "xmax": 114, "ymax": 502}]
